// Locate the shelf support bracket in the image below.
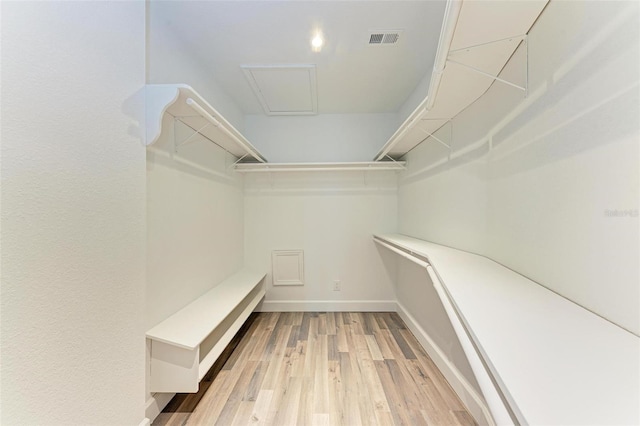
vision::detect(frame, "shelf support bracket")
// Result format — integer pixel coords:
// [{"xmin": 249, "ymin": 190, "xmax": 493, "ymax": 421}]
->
[
  {"xmin": 173, "ymin": 119, "xmax": 212, "ymax": 152},
  {"xmin": 448, "ymin": 34, "xmax": 526, "ymax": 56},
  {"xmin": 384, "ymin": 155, "xmax": 401, "ymax": 165},
  {"xmin": 416, "ymin": 120, "xmax": 452, "ymax": 149},
  {"xmin": 446, "ymin": 34, "xmax": 528, "ymax": 96},
  {"xmin": 230, "ymin": 154, "xmax": 249, "ymax": 169},
  {"xmin": 446, "ymin": 59, "xmax": 526, "ymax": 92}
]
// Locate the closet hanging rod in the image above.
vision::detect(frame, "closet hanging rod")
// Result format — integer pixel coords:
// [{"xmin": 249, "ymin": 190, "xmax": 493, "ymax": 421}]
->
[
  {"xmin": 373, "ymin": 238, "xmax": 430, "ymax": 267},
  {"xmin": 234, "ymin": 162, "xmax": 406, "ymax": 173},
  {"xmin": 185, "ymin": 98, "xmax": 266, "ymax": 163}
]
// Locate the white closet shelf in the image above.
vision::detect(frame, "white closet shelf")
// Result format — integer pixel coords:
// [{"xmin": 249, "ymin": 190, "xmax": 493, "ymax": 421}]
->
[
  {"xmin": 374, "ymin": 234, "xmax": 639, "ymax": 425},
  {"xmin": 234, "ymin": 161, "xmax": 406, "ymax": 173},
  {"xmin": 146, "ymin": 270, "xmax": 266, "ymax": 393},
  {"xmin": 375, "ymin": 0, "xmax": 548, "ymax": 160},
  {"xmin": 146, "ymin": 84, "xmax": 267, "ymax": 162}
]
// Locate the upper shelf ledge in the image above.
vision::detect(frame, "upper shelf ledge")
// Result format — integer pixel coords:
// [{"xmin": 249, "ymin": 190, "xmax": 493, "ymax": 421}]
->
[
  {"xmin": 375, "ymin": 0, "xmax": 548, "ymax": 160},
  {"xmin": 145, "ymin": 84, "xmax": 267, "ymax": 163}
]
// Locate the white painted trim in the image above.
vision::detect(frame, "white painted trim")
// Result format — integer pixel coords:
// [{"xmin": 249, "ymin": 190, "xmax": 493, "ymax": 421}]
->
[
  {"xmin": 145, "ymin": 392, "xmax": 175, "ymax": 423},
  {"xmin": 138, "ymin": 419, "xmax": 151, "ymax": 426},
  {"xmin": 258, "ymin": 299, "xmax": 397, "ymax": 312},
  {"xmin": 396, "ymin": 302, "xmax": 493, "ymax": 426}
]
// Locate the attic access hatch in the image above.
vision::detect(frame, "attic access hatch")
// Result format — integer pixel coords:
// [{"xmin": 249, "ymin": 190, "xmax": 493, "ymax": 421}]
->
[{"xmin": 242, "ymin": 64, "xmax": 318, "ymax": 116}]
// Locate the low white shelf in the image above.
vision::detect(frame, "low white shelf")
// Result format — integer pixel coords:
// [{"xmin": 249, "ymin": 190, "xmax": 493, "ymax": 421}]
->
[
  {"xmin": 374, "ymin": 234, "xmax": 639, "ymax": 425},
  {"xmin": 146, "ymin": 270, "xmax": 266, "ymax": 393}
]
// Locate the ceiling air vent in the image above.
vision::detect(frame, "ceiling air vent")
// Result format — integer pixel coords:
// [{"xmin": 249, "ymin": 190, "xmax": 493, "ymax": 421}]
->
[{"xmin": 368, "ymin": 30, "xmax": 403, "ymax": 46}]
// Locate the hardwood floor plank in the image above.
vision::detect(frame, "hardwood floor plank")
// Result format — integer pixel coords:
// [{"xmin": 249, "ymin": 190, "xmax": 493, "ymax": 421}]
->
[
  {"xmin": 374, "ymin": 359, "xmax": 413, "ymax": 426},
  {"xmin": 296, "ymin": 377, "xmax": 314, "ymax": 426},
  {"xmin": 290, "ymin": 311, "xmax": 304, "ymax": 326},
  {"xmin": 271, "ymin": 376, "xmax": 303, "ymax": 426},
  {"xmin": 327, "ymin": 334, "xmax": 339, "ymax": 361},
  {"xmin": 248, "ymin": 327, "xmax": 272, "ymax": 362},
  {"xmin": 274, "ymin": 311, "xmax": 289, "ymax": 329},
  {"xmin": 215, "ymin": 361, "xmax": 259, "ymax": 426},
  {"xmin": 313, "ymin": 335, "xmax": 330, "ymax": 414},
  {"xmin": 325, "ymin": 312, "xmax": 337, "ymax": 335},
  {"xmin": 318, "ymin": 312, "xmax": 327, "ymax": 336},
  {"xmin": 249, "ymin": 389, "xmax": 273, "ymax": 425},
  {"xmin": 231, "ymin": 401, "xmax": 255, "ymax": 426},
  {"xmin": 260, "ymin": 326, "xmax": 291, "ymax": 389},
  {"xmin": 298, "ymin": 312, "xmax": 311, "ymax": 341},
  {"xmin": 358, "ymin": 357, "xmax": 391, "ymax": 413},
  {"xmin": 157, "ymin": 312, "xmax": 476, "ymax": 426},
  {"xmin": 365, "ymin": 334, "xmax": 384, "ymax": 361},
  {"xmin": 361, "ymin": 312, "xmax": 377, "ymax": 336},
  {"xmin": 400, "ymin": 329, "xmax": 467, "ymax": 411},
  {"xmin": 245, "ymin": 360, "xmax": 269, "ymax": 402},
  {"xmin": 290, "ymin": 340, "xmax": 306, "ymax": 377},
  {"xmin": 286, "ymin": 325, "xmax": 300, "ymax": 348},
  {"xmin": 352, "ymin": 333, "xmax": 373, "ymax": 361},
  {"xmin": 264, "ymin": 346, "xmax": 295, "ymax": 425},
  {"xmin": 389, "ymin": 326, "xmax": 417, "ymax": 360},
  {"xmin": 372, "ymin": 329, "xmax": 396, "ymax": 360},
  {"xmin": 185, "ymin": 370, "xmax": 237, "ymax": 424},
  {"xmin": 348, "ymin": 312, "xmax": 366, "ymax": 336},
  {"xmin": 336, "ymin": 318, "xmax": 349, "ymax": 353},
  {"xmin": 386, "ymin": 358, "xmax": 428, "ymax": 426},
  {"xmin": 338, "ymin": 351, "xmax": 363, "ymax": 425},
  {"xmin": 327, "ymin": 360, "xmax": 343, "ymax": 426},
  {"xmin": 374, "ymin": 313, "xmax": 389, "ymax": 330},
  {"xmin": 302, "ymin": 320, "xmax": 318, "ymax": 379},
  {"xmin": 312, "ymin": 413, "xmax": 331, "ymax": 425},
  {"xmin": 384, "ymin": 312, "xmax": 407, "ymax": 330}
]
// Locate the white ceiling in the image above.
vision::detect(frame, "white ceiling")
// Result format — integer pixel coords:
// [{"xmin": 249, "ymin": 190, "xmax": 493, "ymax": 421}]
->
[{"xmin": 149, "ymin": 1, "xmax": 447, "ymax": 115}]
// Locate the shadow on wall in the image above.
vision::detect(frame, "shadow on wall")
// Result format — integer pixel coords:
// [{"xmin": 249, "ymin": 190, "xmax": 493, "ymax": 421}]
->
[
  {"xmin": 489, "ymin": 5, "xmax": 639, "ymax": 178},
  {"xmin": 401, "ymin": 2, "xmax": 638, "ymax": 182},
  {"xmin": 146, "ymin": 114, "xmax": 243, "ymax": 186},
  {"xmin": 121, "ymin": 86, "xmax": 146, "ymax": 144}
]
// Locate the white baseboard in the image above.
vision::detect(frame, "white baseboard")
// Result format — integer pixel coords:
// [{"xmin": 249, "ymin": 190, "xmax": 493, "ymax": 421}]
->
[
  {"xmin": 259, "ymin": 299, "xmax": 397, "ymax": 312},
  {"xmin": 145, "ymin": 392, "xmax": 175, "ymax": 424},
  {"xmin": 396, "ymin": 302, "xmax": 493, "ymax": 426},
  {"xmin": 138, "ymin": 418, "xmax": 151, "ymax": 426}
]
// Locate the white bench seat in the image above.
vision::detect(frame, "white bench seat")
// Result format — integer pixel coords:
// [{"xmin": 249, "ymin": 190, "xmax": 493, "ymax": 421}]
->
[{"xmin": 146, "ymin": 270, "xmax": 266, "ymax": 393}]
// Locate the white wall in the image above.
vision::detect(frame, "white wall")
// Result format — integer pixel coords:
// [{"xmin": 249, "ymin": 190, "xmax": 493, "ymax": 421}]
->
[
  {"xmin": 244, "ymin": 113, "xmax": 398, "ymax": 163},
  {"xmin": 145, "ymin": 113, "xmax": 246, "ymax": 416},
  {"xmin": 146, "ymin": 119, "xmax": 245, "ymax": 330},
  {"xmin": 395, "ymin": 71, "xmax": 431, "ymax": 128},
  {"xmin": 399, "ymin": 1, "xmax": 639, "ymax": 335},
  {"xmin": 1, "ymin": 2, "xmax": 147, "ymax": 424},
  {"xmin": 392, "ymin": 255, "xmax": 480, "ymax": 391},
  {"xmin": 244, "ymin": 172, "xmax": 398, "ymax": 311},
  {"xmin": 147, "ymin": 13, "xmax": 245, "ymax": 132}
]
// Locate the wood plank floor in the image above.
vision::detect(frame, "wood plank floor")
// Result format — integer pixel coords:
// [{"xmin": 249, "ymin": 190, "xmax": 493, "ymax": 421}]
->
[{"xmin": 153, "ymin": 312, "xmax": 476, "ymax": 426}]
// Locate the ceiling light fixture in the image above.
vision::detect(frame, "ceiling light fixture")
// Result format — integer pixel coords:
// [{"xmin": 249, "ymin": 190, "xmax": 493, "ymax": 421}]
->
[{"xmin": 311, "ymin": 34, "xmax": 323, "ymax": 52}]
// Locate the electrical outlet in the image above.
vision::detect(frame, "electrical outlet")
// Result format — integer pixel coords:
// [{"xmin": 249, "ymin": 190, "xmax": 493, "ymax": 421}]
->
[{"xmin": 333, "ymin": 280, "xmax": 341, "ymax": 291}]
